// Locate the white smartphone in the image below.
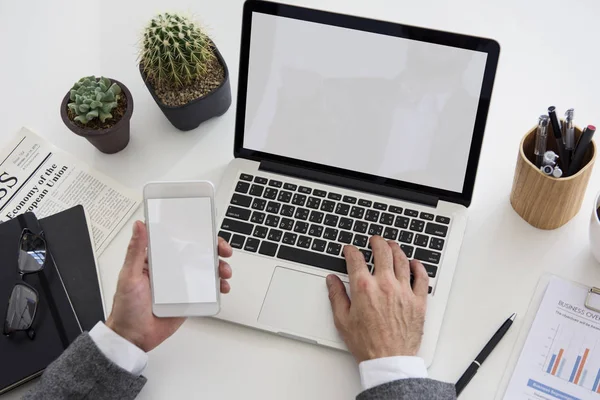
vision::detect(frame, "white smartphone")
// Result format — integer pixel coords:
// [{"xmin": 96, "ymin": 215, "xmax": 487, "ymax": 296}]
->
[{"xmin": 143, "ymin": 181, "xmax": 220, "ymax": 317}]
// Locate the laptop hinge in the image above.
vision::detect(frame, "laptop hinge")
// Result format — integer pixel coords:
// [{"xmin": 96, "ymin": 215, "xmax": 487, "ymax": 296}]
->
[{"xmin": 259, "ymin": 161, "xmax": 439, "ymax": 208}]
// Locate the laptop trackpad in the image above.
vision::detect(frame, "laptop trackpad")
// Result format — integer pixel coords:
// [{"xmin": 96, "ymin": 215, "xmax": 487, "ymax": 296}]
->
[{"xmin": 258, "ymin": 267, "xmax": 348, "ymax": 344}]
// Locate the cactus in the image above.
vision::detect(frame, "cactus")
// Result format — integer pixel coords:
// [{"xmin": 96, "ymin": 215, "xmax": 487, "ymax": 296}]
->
[
  {"xmin": 140, "ymin": 13, "xmax": 215, "ymax": 88},
  {"xmin": 68, "ymin": 76, "xmax": 122, "ymax": 124}
]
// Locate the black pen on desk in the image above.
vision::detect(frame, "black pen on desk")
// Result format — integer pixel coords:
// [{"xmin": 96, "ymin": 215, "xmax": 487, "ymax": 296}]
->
[
  {"xmin": 567, "ymin": 125, "xmax": 596, "ymax": 176},
  {"xmin": 455, "ymin": 313, "xmax": 516, "ymax": 397},
  {"xmin": 548, "ymin": 106, "xmax": 570, "ymax": 172}
]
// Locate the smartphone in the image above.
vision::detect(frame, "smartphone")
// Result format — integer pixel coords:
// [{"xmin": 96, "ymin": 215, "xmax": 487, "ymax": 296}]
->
[{"xmin": 143, "ymin": 181, "xmax": 220, "ymax": 317}]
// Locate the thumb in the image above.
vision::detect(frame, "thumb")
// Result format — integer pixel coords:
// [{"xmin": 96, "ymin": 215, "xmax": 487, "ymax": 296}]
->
[
  {"xmin": 326, "ymin": 275, "xmax": 350, "ymax": 329},
  {"xmin": 123, "ymin": 221, "xmax": 148, "ymax": 275}
]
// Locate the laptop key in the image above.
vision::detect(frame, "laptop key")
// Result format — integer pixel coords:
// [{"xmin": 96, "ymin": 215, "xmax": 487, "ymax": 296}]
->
[
  {"xmin": 425, "ymin": 223, "xmax": 449, "ymax": 237},
  {"xmin": 343, "ymin": 196, "xmax": 357, "ymax": 204},
  {"xmin": 324, "ymin": 214, "xmax": 339, "ymax": 227},
  {"xmin": 311, "ymin": 239, "xmax": 327, "ymax": 252},
  {"xmin": 282, "ymin": 232, "xmax": 298, "ymax": 245},
  {"xmin": 306, "ymin": 197, "xmax": 321, "ymax": 209},
  {"xmin": 292, "ymin": 193, "xmax": 307, "ymax": 206},
  {"xmin": 423, "ymin": 263, "xmax": 438, "ymax": 278},
  {"xmin": 269, "ymin": 180, "xmax": 282, "ymax": 188},
  {"xmin": 308, "ymin": 224, "xmax": 323, "ymax": 237},
  {"xmin": 414, "ymin": 234, "xmax": 429, "ymax": 247},
  {"xmin": 278, "ymin": 245, "xmax": 347, "ymax": 274},
  {"xmin": 249, "ymin": 184, "xmax": 264, "ymax": 197},
  {"xmin": 297, "ymin": 236, "xmax": 312, "ymax": 249},
  {"xmin": 394, "ymin": 216, "xmax": 409, "ymax": 229},
  {"xmin": 373, "ymin": 202, "xmax": 387, "ymax": 211},
  {"xmin": 365, "ymin": 210, "xmax": 380, "ymax": 222},
  {"xmin": 328, "ymin": 192, "xmax": 342, "ymax": 201},
  {"xmin": 280, "ymin": 205, "xmax": 295, "ymax": 217},
  {"xmin": 382, "ymin": 227, "xmax": 399, "ymax": 240},
  {"xmin": 380, "ymin": 213, "xmax": 394, "ymax": 225},
  {"xmin": 350, "ymin": 206, "xmax": 365, "ymax": 219},
  {"xmin": 266, "ymin": 202, "xmax": 281, "ymax": 214},
  {"xmin": 254, "ymin": 176, "xmax": 268, "ymax": 184},
  {"xmin": 264, "ymin": 188, "xmax": 278, "ymax": 200},
  {"xmin": 410, "ymin": 220, "xmax": 425, "ymax": 232},
  {"xmin": 309, "ymin": 211, "xmax": 324, "ymax": 224},
  {"xmin": 294, "ymin": 221, "xmax": 309, "ymax": 234},
  {"xmin": 389, "ymin": 206, "xmax": 403, "ymax": 214},
  {"xmin": 221, "ymin": 218, "xmax": 253, "ymax": 235},
  {"xmin": 235, "ymin": 181, "xmax": 250, "ymax": 194},
  {"xmin": 313, "ymin": 189, "xmax": 327, "ymax": 197},
  {"xmin": 253, "ymin": 226, "xmax": 268, "ymax": 239},
  {"xmin": 284, "ymin": 183, "xmax": 297, "ymax": 191},
  {"xmin": 338, "ymin": 231, "xmax": 353, "ymax": 244},
  {"xmin": 258, "ymin": 240, "xmax": 278, "ymax": 256},
  {"xmin": 277, "ymin": 191, "xmax": 292, "ymax": 203},
  {"xmin": 338, "ymin": 217, "xmax": 354, "ymax": 230},
  {"xmin": 279, "ymin": 218, "xmax": 294, "ymax": 231},
  {"xmin": 368, "ymin": 224, "xmax": 383, "ymax": 236},
  {"xmin": 335, "ymin": 203, "xmax": 350, "ymax": 216},
  {"xmin": 353, "ymin": 221, "xmax": 368, "ymax": 233},
  {"xmin": 227, "ymin": 206, "xmax": 251, "ymax": 221},
  {"xmin": 323, "ymin": 227, "xmax": 339, "ymax": 240},
  {"xmin": 359, "ymin": 249, "xmax": 372, "ymax": 262},
  {"xmin": 299, "ymin": 186, "xmax": 312, "ymax": 194},
  {"xmin": 326, "ymin": 242, "xmax": 342, "ymax": 256},
  {"xmin": 353, "ymin": 235, "xmax": 368, "ymax": 248},
  {"xmin": 420, "ymin": 212, "xmax": 434, "ymax": 221},
  {"xmin": 265, "ymin": 215, "xmax": 280, "ymax": 227},
  {"xmin": 230, "ymin": 234, "xmax": 246, "ymax": 249},
  {"xmin": 250, "ymin": 211, "xmax": 266, "ymax": 224},
  {"xmin": 320, "ymin": 200, "xmax": 335, "ymax": 212},
  {"xmin": 415, "ymin": 248, "xmax": 441, "ymax": 264},
  {"xmin": 294, "ymin": 207, "xmax": 310, "ymax": 220},
  {"xmin": 244, "ymin": 237, "xmax": 260, "ymax": 252},
  {"xmin": 435, "ymin": 216, "xmax": 451, "ymax": 225},
  {"xmin": 404, "ymin": 209, "xmax": 419, "ymax": 217},
  {"xmin": 430, "ymin": 237, "xmax": 445, "ymax": 251},
  {"xmin": 358, "ymin": 199, "xmax": 372, "ymax": 207},
  {"xmin": 268, "ymin": 229, "xmax": 283, "ymax": 242},
  {"xmin": 231, "ymin": 194, "xmax": 252, "ymax": 208},
  {"xmin": 240, "ymin": 173, "xmax": 253, "ymax": 181},
  {"xmin": 399, "ymin": 230, "xmax": 414, "ymax": 243},
  {"xmin": 218, "ymin": 231, "xmax": 232, "ymax": 242},
  {"xmin": 400, "ymin": 244, "xmax": 414, "ymax": 258},
  {"xmin": 251, "ymin": 198, "xmax": 267, "ymax": 211}
]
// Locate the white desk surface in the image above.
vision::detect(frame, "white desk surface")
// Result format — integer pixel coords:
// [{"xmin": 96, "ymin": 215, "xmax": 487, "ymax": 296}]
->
[{"xmin": 2, "ymin": 0, "xmax": 600, "ymax": 398}]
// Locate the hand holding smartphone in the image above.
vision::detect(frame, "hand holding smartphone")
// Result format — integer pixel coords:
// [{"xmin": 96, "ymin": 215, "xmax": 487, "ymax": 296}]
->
[{"xmin": 143, "ymin": 181, "xmax": 221, "ymax": 317}]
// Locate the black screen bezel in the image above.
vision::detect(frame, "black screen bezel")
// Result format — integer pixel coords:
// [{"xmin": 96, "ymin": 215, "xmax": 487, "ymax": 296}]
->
[{"xmin": 234, "ymin": 0, "xmax": 500, "ymax": 207}]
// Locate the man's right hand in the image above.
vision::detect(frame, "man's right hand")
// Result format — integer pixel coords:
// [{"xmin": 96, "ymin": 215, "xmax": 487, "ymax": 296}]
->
[{"xmin": 326, "ymin": 236, "xmax": 429, "ymax": 363}]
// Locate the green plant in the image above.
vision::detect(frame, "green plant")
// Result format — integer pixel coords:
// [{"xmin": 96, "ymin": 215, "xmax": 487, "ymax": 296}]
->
[
  {"xmin": 68, "ymin": 76, "xmax": 122, "ymax": 124},
  {"xmin": 140, "ymin": 13, "xmax": 215, "ymax": 88}
]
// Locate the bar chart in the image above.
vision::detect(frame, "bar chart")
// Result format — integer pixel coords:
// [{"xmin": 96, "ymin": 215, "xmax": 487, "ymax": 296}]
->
[{"xmin": 543, "ymin": 324, "xmax": 600, "ymax": 393}]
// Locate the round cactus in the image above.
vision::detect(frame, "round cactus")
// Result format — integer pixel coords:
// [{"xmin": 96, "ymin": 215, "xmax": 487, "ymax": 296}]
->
[
  {"xmin": 140, "ymin": 13, "xmax": 215, "ymax": 88},
  {"xmin": 68, "ymin": 76, "xmax": 122, "ymax": 124}
]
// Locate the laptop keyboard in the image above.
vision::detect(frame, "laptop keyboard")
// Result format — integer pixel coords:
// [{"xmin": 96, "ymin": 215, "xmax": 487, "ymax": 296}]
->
[{"xmin": 219, "ymin": 173, "xmax": 452, "ymax": 294}]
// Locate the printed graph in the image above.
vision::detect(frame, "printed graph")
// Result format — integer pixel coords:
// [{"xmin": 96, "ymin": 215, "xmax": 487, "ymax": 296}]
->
[{"xmin": 542, "ymin": 324, "xmax": 600, "ymax": 393}]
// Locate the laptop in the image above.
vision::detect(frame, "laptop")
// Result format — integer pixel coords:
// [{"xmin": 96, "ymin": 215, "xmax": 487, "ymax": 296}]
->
[{"xmin": 215, "ymin": 0, "xmax": 500, "ymax": 366}]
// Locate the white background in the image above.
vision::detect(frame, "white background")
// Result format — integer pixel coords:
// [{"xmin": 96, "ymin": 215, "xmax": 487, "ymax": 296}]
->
[
  {"xmin": 147, "ymin": 198, "xmax": 217, "ymax": 304},
  {"xmin": 1, "ymin": 0, "xmax": 600, "ymax": 399}
]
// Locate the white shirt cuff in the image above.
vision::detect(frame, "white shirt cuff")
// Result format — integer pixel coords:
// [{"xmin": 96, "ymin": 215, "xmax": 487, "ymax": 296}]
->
[
  {"xmin": 359, "ymin": 356, "xmax": 429, "ymax": 391},
  {"xmin": 88, "ymin": 321, "xmax": 148, "ymax": 376}
]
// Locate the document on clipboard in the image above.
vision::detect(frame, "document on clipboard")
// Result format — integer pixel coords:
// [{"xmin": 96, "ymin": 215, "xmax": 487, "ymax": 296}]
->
[{"xmin": 503, "ymin": 276, "xmax": 600, "ymax": 400}]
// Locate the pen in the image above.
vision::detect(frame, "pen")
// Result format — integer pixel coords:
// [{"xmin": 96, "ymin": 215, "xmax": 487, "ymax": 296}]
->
[
  {"xmin": 534, "ymin": 115, "xmax": 550, "ymax": 168},
  {"xmin": 563, "ymin": 109, "xmax": 575, "ymax": 160},
  {"xmin": 455, "ymin": 313, "xmax": 516, "ymax": 397},
  {"xmin": 548, "ymin": 106, "xmax": 570, "ymax": 171},
  {"xmin": 567, "ymin": 125, "xmax": 596, "ymax": 176}
]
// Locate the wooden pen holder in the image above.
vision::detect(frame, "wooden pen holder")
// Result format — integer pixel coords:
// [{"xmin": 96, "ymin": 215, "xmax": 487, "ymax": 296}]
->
[{"xmin": 510, "ymin": 124, "xmax": 596, "ymax": 230}]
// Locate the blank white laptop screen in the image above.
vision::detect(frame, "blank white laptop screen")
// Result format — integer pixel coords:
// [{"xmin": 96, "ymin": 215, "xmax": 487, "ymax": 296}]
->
[{"xmin": 243, "ymin": 13, "xmax": 488, "ymax": 193}]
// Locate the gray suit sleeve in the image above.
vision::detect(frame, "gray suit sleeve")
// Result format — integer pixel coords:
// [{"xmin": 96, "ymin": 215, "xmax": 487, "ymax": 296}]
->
[
  {"xmin": 23, "ymin": 333, "xmax": 147, "ymax": 400},
  {"xmin": 357, "ymin": 379, "xmax": 457, "ymax": 400}
]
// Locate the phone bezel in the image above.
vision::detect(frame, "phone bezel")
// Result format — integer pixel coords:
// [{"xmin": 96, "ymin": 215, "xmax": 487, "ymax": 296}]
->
[{"xmin": 143, "ymin": 181, "xmax": 220, "ymax": 317}]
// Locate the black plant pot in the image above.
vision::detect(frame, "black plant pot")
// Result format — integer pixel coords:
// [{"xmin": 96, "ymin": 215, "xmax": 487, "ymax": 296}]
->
[{"xmin": 139, "ymin": 44, "xmax": 232, "ymax": 131}]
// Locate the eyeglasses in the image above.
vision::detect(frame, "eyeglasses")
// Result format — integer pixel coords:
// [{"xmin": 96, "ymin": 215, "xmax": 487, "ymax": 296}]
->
[{"xmin": 3, "ymin": 229, "xmax": 48, "ymax": 340}]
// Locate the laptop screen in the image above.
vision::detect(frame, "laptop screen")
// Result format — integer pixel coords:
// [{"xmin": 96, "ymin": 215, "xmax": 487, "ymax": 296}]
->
[{"xmin": 242, "ymin": 12, "xmax": 489, "ymax": 194}]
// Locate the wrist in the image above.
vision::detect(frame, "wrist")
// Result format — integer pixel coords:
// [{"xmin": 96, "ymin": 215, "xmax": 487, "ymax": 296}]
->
[{"xmin": 106, "ymin": 316, "xmax": 144, "ymax": 351}]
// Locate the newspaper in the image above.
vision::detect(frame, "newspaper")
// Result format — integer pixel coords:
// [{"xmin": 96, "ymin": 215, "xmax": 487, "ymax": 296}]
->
[{"xmin": 0, "ymin": 128, "xmax": 141, "ymax": 255}]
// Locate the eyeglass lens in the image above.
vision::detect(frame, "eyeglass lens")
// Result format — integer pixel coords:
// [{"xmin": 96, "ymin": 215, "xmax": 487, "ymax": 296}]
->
[
  {"xmin": 5, "ymin": 284, "xmax": 38, "ymax": 332},
  {"xmin": 18, "ymin": 231, "xmax": 46, "ymax": 273}
]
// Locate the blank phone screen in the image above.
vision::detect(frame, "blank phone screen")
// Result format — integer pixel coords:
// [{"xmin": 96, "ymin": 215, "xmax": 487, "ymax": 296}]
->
[{"xmin": 147, "ymin": 197, "xmax": 217, "ymax": 305}]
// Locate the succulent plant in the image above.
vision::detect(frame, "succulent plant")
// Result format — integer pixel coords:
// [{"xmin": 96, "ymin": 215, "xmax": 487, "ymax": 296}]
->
[
  {"xmin": 68, "ymin": 76, "xmax": 122, "ymax": 124},
  {"xmin": 140, "ymin": 13, "xmax": 215, "ymax": 88}
]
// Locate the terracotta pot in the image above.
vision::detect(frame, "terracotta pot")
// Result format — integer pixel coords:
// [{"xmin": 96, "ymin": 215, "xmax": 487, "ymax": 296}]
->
[
  {"xmin": 60, "ymin": 78, "xmax": 134, "ymax": 154},
  {"xmin": 139, "ymin": 43, "xmax": 232, "ymax": 131}
]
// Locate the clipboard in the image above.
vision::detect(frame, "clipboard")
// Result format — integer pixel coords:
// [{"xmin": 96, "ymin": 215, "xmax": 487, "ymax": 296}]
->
[{"xmin": 495, "ymin": 274, "xmax": 600, "ymax": 399}]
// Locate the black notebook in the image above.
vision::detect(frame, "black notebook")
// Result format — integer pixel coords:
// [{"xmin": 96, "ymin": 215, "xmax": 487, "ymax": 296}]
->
[{"xmin": 0, "ymin": 206, "xmax": 105, "ymax": 394}]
